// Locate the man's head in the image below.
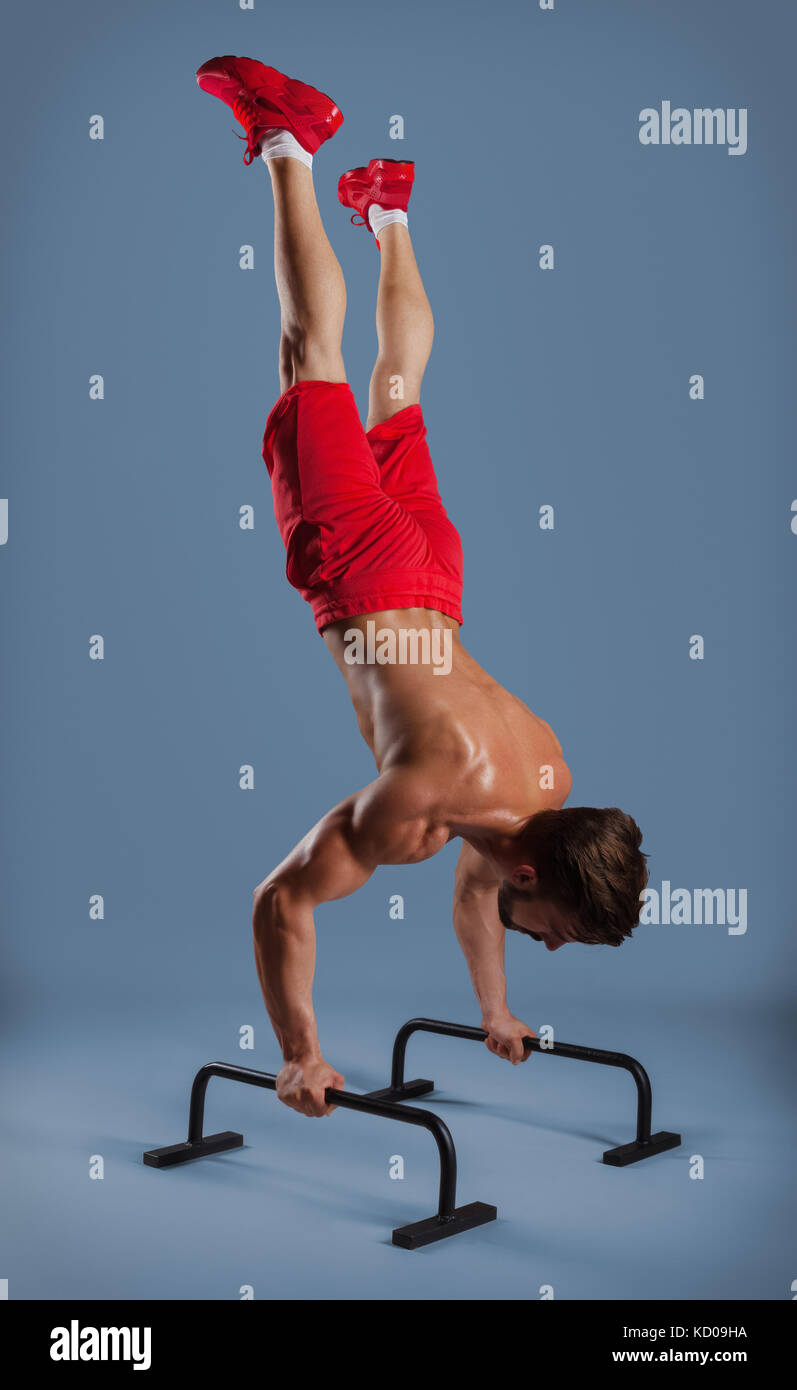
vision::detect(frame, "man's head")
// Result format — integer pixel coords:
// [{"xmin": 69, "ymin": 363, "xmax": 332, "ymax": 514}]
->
[{"xmin": 497, "ymin": 807, "xmax": 647, "ymax": 950}]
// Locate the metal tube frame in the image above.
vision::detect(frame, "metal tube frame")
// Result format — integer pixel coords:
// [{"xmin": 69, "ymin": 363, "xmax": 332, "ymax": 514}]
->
[
  {"xmin": 143, "ymin": 1060, "xmax": 496, "ymax": 1248},
  {"xmin": 364, "ymin": 1018, "xmax": 681, "ymax": 1167}
]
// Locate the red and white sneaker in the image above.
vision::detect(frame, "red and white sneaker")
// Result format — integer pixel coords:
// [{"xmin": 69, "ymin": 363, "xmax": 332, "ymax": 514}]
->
[
  {"xmin": 196, "ymin": 55, "xmax": 343, "ymax": 165},
  {"xmin": 338, "ymin": 158, "xmax": 415, "ymax": 241}
]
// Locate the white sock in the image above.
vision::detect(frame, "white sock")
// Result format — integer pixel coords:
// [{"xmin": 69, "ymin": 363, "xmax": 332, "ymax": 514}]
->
[
  {"xmin": 368, "ymin": 205, "xmax": 408, "ymax": 238},
  {"xmin": 259, "ymin": 127, "xmax": 313, "ymax": 171}
]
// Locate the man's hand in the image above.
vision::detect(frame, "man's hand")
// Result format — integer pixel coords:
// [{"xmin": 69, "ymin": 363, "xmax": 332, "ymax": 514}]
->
[
  {"xmin": 276, "ymin": 1057, "xmax": 345, "ymax": 1117},
  {"xmin": 481, "ymin": 1014, "xmax": 536, "ymax": 1065}
]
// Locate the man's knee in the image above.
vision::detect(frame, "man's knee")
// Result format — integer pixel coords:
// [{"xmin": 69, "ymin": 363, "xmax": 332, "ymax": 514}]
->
[{"xmin": 280, "ymin": 323, "xmax": 345, "ymax": 384}]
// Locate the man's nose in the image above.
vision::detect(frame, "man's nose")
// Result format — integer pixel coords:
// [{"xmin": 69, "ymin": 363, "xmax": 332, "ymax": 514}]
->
[{"xmin": 544, "ymin": 938, "xmax": 564, "ymax": 952}]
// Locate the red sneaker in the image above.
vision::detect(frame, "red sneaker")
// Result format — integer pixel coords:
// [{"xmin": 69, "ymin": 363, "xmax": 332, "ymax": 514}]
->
[
  {"xmin": 196, "ymin": 55, "xmax": 343, "ymax": 165},
  {"xmin": 338, "ymin": 159, "xmax": 415, "ymax": 243}
]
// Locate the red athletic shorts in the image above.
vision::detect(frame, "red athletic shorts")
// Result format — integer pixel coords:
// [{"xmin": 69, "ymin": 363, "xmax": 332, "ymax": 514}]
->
[{"xmin": 261, "ymin": 380, "xmax": 464, "ymax": 634}]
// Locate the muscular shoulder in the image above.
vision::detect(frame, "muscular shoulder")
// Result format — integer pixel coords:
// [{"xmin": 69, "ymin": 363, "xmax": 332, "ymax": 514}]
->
[
  {"xmin": 351, "ymin": 766, "xmax": 451, "ymax": 865},
  {"xmin": 497, "ymin": 694, "xmax": 572, "ymax": 807},
  {"xmin": 453, "ymin": 839, "xmax": 500, "ymax": 897}
]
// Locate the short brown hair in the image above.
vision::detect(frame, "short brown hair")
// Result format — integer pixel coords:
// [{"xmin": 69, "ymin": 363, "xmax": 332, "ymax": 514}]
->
[{"xmin": 522, "ymin": 807, "xmax": 648, "ymax": 946}]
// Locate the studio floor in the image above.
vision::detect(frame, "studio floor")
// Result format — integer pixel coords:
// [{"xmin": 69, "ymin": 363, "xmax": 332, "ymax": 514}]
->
[{"xmin": 4, "ymin": 999, "xmax": 794, "ymax": 1301}]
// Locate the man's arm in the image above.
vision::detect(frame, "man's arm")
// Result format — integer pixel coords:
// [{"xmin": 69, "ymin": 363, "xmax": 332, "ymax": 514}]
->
[
  {"xmin": 453, "ymin": 841, "xmax": 535, "ymax": 1064},
  {"xmin": 253, "ymin": 767, "xmax": 441, "ymax": 1116}
]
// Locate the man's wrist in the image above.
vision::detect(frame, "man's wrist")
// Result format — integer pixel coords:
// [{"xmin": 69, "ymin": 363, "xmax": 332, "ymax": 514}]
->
[
  {"xmin": 480, "ymin": 1005, "xmax": 512, "ymax": 1031},
  {"xmin": 279, "ymin": 1032, "xmax": 322, "ymax": 1063}
]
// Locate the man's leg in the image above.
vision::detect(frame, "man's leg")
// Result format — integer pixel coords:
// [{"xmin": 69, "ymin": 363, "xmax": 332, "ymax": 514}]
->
[
  {"xmin": 366, "ymin": 223, "xmax": 434, "ymax": 429},
  {"xmin": 266, "ymin": 158, "xmax": 348, "ymax": 393}
]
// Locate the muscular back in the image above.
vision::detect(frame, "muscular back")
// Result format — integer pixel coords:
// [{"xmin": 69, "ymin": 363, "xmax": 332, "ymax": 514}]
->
[{"xmin": 322, "ymin": 607, "xmax": 572, "ymax": 848}]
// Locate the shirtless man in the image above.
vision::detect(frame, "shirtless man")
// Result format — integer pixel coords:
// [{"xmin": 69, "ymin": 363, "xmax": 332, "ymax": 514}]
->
[{"xmin": 197, "ymin": 56, "xmax": 648, "ymax": 1117}]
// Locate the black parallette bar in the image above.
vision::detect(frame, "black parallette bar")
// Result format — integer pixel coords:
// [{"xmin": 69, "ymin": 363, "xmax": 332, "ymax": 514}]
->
[
  {"xmin": 143, "ymin": 1131, "xmax": 243, "ymax": 1168},
  {"xmin": 325, "ymin": 1086, "xmax": 459, "ymax": 1219},
  {"xmin": 187, "ymin": 1061, "xmax": 276, "ymax": 1145},
  {"xmin": 602, "ymin": 1131, "xmax": 682, "ymax": 1166},
  {"xmin": 393, "ymin": 1201, "xmax": 498, "ymax": 1249},
  {"xmin": 382, "ymin": 1018, "xmax": 681, "ymax": 1165},
  {"xmin": 142, "ymin": 1060, "xmax": 497, "ymax": 1247},
  {"xmin": 365, "ymin": 1079, "xmax": 435, "ymax": 1103}
]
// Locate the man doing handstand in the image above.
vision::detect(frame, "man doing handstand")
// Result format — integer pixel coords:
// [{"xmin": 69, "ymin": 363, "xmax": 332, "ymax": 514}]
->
[{"xmin": 197, "ymin": 55, "xmax": 648, "ymax": 1117}]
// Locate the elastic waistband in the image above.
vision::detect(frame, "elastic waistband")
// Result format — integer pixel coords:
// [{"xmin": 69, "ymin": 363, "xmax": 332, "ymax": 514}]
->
[
  {"xmin": 263, "ymin": 380, "xmax": 425, "ymax": 445},
  {"xmin": 366, "ymin": 402, "xmax": 424, "ymax": 439},
  {"xmin": 263, "ymin": 379, "xmax": 353, "ymax": 443}
]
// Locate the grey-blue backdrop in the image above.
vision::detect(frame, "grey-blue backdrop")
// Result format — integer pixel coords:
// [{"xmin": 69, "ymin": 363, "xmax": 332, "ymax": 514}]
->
[{"xmin": 2, "ymin": 0, "xmax": 795, "ymax": 1301}]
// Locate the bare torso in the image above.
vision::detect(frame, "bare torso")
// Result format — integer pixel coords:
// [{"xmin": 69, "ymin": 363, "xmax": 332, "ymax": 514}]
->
[{"xmin": 323, "ymin": 608, "xmax": 572, "ymax": 860}]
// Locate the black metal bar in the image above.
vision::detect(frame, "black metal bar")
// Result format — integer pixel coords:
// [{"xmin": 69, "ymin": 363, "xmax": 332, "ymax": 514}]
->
[
  {"xmin": 187, "ymin": 1062, "xmax": 275, "ymax": 1143},
  {"xmin": 389, "ymin": 1018, "xmax": 651, "ymax": 1140},
  {"xmin": 390, "ymin": 1020, "xmax": 484, "ymax": 1091},
  {"xmin": 381, "ymin": 1017, "xmax": 680, "ymax": 1165},
  {"xmin": 144, "ymin": 1059, "xmax": 498, "ymax": 1245},
  {"xmin": 186, "ymin": 1060, "xmax": 459, "ymax": 1216},
  {"xmin": 332, "ymin": 1090, "xmax": 459, "ymax": 1219},
  {"xmin": 534, "ymin": 1040, "xmax": 652, "ymax": 1143}
]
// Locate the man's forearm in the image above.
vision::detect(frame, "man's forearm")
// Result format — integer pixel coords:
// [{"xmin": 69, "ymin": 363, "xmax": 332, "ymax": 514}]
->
[
  {"xmin": 252, "ymin": 882, "xmax": 322, "ymax": 1060},
  {"xmin": 453, "ymin": 891, "xmax": 512, "ymax": 1025}
]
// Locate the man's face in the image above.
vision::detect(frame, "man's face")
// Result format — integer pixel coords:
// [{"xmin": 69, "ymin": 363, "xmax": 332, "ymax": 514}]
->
[{"xmin": 497, "ymin": 881, "xmax": 579, "ymax": 951}]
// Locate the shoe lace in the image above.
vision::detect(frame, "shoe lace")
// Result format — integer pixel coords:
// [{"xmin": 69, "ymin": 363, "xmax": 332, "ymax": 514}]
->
[
  {"xmin": 232, "ymin": 92, "xmax": 262, "ymax": 165},
  {"xmin": 350, "ymin": 213, "xmax": 369, "ymax": 228}
]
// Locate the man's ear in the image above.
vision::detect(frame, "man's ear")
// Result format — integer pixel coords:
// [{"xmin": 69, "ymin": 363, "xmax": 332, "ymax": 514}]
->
[{"xmin": 510, "ymin": 864, "xmax": 539, "ymax": 890}]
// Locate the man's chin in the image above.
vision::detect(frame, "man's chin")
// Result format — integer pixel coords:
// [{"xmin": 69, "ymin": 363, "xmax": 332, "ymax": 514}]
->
[{"xmin": 507, "ymin": 922, "xmax": 543, "ymax": 944}]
